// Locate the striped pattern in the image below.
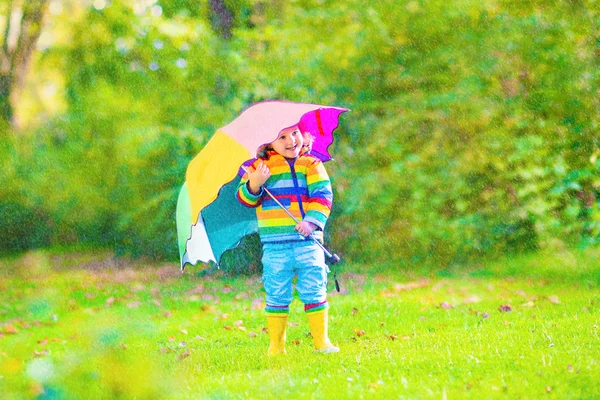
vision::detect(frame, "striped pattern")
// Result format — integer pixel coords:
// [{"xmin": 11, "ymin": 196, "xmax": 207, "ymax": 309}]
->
[
  {"xmin": 304, "ymin": 301, "xmax": 329, "ymax": 313},
  {"xmin": 237, "ymin": 151, "xmax": 333, "ymax": 244},
  {"xmin": 265, "ymin": 304, "xmax": 290, "ymax": 315}
]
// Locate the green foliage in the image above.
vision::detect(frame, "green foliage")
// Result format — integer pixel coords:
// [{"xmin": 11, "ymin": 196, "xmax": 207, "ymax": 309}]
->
[{"xmin": 1, "ymin": 0, "xmax": 599, "ymax": 269}]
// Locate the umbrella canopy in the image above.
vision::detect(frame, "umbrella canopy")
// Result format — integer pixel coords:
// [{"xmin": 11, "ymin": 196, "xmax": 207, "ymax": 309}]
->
[{"xmin": 176, "ymin": 100, "xmax": 348, "ymax": 271}]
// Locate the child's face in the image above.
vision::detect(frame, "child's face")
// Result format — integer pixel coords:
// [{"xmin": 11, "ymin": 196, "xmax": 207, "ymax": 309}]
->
[{"xmin": 270, "ymin": 126, "xmax": 304, "ymax": 159}]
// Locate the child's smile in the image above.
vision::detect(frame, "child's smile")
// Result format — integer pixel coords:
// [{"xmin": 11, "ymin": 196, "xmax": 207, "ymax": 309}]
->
[{"xmin": 271, "ymin": 126, "xmax": 304, "ymax": 159}]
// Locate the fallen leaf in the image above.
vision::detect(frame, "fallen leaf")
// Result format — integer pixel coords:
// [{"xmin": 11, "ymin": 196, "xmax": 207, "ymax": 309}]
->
[
  {"xmin": 223, "ymin": 326, "xmax": 233, "ymax": 330},
  {"xmin": 33, "ymin": 350, "xmax": 48, "ymax": 357},
  {"xmin": 522, "ymin": 301, "xmax": 535, "ymax": 308},
  {"xmin": 127, "ymin": 302, "xmax": 141, "ymax": 309},
  {"xmin": 498, "ymin": 304, "xmax": 512, "ymax": 312},
  {"xmin": 367, "ymin": 380, "xmax": 384, "ymax": 390},
  {"xmin": 354, "ymin": 329, "xmax": 365, "ymax": 337},
  {"xmin": 546, "ymin": 386, "xmax": 552, "ymax": 393},
  {"xmin": 482, "ymin": 313, "xmax": 490, "ymax": 319},
  {"xmin": 251, "ymin": 300, "xmax": 264, "ymax": 310},
  {"xmin": 292, "ymin": 339, "xmax": 301, "ymax": 345},
  {"xmin": 186, "ymin": 285, "xmax": 206, "ymax": 295},
  {"xmin": 352, "ymin": 308, "xmax": 358, "ymax": 316},
  {"xmin": 178, "ymin": 349, "xmax": 192, "ymax": 360},
  {"xmin": 180, "ymin": 329, "xmax": 188, "ymax": 335},
  {"xmin": 393, "ymin": 280, "xmax": 430, "ymax": 291},
  {"xmin": 548, "ymin": 296, "xmax": 560, "ymax": 304},
  {"xmin": 389, "ymin": 334, "xmax": 398, "ymax": 341},
  {"xmin": 106, "ymin": 297, "xmax": 116, "ymax": 307},
  {"xmin": 248, "ymin": 332, "xmax": 258, "ymax": 338},
  {"xmin": 222, "ymin": 285, "xmax": 233, "ymax": 294},
  {"xmin": 462, "ymin": 295, "xmax": 481, "ymax": 304},
  {"xmin": 262, "ymin": 327, "xmax": 269, "ymax": 334},
  {"xmin": 4, "ymin": 325, "xmax": 18, "ymax": 334},
  {"xmin": 68, "ymin": 300, "xmax": 79, "ymax": 311},
  {"xmin": 37, "ymin": 338, "xmax": 48, "ymax": 346},
  {"xmin": 440, "ymin": 302, "xmax": 453, "ymax": 309},
  {"xmin": 195, "ymin": 336, "xmax": 206, "ymax": 341},
  {"xmin": 235, "ymin": 293, "xmax": 249, "ymax": 300},
  {"xmin": 121, "ymin": 344, "xmax": 128, "ymax": 349}
]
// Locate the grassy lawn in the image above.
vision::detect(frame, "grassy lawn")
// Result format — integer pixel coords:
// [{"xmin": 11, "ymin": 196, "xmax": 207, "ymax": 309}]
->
[{"xmin": 1, "ymin": 248, "xmax": 599, "ymax": 399}]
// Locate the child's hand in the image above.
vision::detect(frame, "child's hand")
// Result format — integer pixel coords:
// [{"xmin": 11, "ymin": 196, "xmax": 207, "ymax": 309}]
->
[
  {"xmin": 295, "ymin": 220, "xmax": 317, "ymax": 236},
  {"xmin": 248, "ymin": 162, "xmax": 271, "ymax": 194}
]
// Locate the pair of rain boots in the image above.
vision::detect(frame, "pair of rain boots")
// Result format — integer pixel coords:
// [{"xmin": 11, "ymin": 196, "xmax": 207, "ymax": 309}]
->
[{"xmin": 267, "ymin": 309, "xmax": 340, "ymax": 355}]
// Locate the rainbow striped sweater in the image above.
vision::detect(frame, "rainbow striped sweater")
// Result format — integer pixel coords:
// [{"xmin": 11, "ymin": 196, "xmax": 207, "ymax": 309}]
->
[{"xmin": 236, "ymin": 150, "xmax": 333, "ymax": 244}]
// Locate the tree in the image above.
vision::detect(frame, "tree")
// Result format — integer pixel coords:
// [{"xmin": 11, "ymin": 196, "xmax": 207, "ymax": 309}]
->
[{"xmin": 0, "ymin": 0, "xmax": 49, "ymax": 129}]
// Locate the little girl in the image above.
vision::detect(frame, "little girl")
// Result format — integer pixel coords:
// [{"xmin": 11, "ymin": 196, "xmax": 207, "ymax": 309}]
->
[{"xmin": 236, "ymin": 124, "xmax": 339, "ymax": 355}]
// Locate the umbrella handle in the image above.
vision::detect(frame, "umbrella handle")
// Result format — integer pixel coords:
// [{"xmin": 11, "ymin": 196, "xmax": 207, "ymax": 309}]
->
[{"xmin": 240, "ymin": 166, "xmax": 341, "ymax": 265}]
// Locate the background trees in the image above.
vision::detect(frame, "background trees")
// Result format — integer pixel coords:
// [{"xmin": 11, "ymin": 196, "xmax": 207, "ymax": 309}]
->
[
  {"xmin": 1, "ymin": 0, "xmax": 598, "ymax": 269},
  {"xmin": 0, "ymin": 0, "xmax": 49, "ymax": 129}
]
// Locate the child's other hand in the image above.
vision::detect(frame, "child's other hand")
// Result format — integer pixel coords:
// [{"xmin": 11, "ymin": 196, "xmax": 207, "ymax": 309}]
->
[
  {"xmin": 295, "ymin": 220, "xmax": 317, "ymax": 236},
  {"xmin": 248, "ymin": 162, "xmax": 271, "ymax": 194}
]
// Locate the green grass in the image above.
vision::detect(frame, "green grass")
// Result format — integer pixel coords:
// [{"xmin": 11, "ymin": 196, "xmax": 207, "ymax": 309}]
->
[{"xmin": 1, "ymin": 248, "xmax": 599, "ymax": 399}]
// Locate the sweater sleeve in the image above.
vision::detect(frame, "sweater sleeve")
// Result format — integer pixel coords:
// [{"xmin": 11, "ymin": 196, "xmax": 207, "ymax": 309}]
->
[
  {"xmin": 303, "ymin": 159, "xmax": 333, "ymax": 229},
  {"xmin": 236, "ymin": 161, "xmax": 263, "ymax": 208}
]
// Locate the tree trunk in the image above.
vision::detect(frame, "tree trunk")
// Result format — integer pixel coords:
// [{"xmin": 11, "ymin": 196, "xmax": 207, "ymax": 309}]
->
[
  {"xmin": 209, "ymin": 0, "xmax": 234, "ymax": 40},
  {"xmin": 0, "ymin": 0, "xmax": 49, "ymax": 129}
]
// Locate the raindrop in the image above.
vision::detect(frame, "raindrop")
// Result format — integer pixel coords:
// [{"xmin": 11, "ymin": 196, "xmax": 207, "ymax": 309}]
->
[
  {"xmin": 149, "ymin": 62, "xmax": 159, "ymax": 71},
  {"xmin": 153, "ymin": 40, "xmax": 164, "ymax": 49},
  {"xmin": 176, "ymin": 58, "xmax": 187, "ymax": 69}
]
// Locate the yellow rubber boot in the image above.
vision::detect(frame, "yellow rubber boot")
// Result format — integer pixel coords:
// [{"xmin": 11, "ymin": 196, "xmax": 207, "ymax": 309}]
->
[
  {"xmin": 307, "ymin": 309, "xmax": 340, "ymax": 353},
  {"xmin": 266, "ymin": 314, "xmax": 288, "ymax": 356}
]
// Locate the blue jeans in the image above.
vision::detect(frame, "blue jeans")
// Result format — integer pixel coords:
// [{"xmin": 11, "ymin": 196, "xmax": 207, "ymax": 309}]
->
[{"xmin": 262, "ymin": 241, "xmax": 329, "ymax": 306}]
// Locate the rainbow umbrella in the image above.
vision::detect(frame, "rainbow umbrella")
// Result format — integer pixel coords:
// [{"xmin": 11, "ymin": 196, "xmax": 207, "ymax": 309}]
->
[{"xmin": 176, "ymin": 101, "xmax": 348, "ymax": 271}]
